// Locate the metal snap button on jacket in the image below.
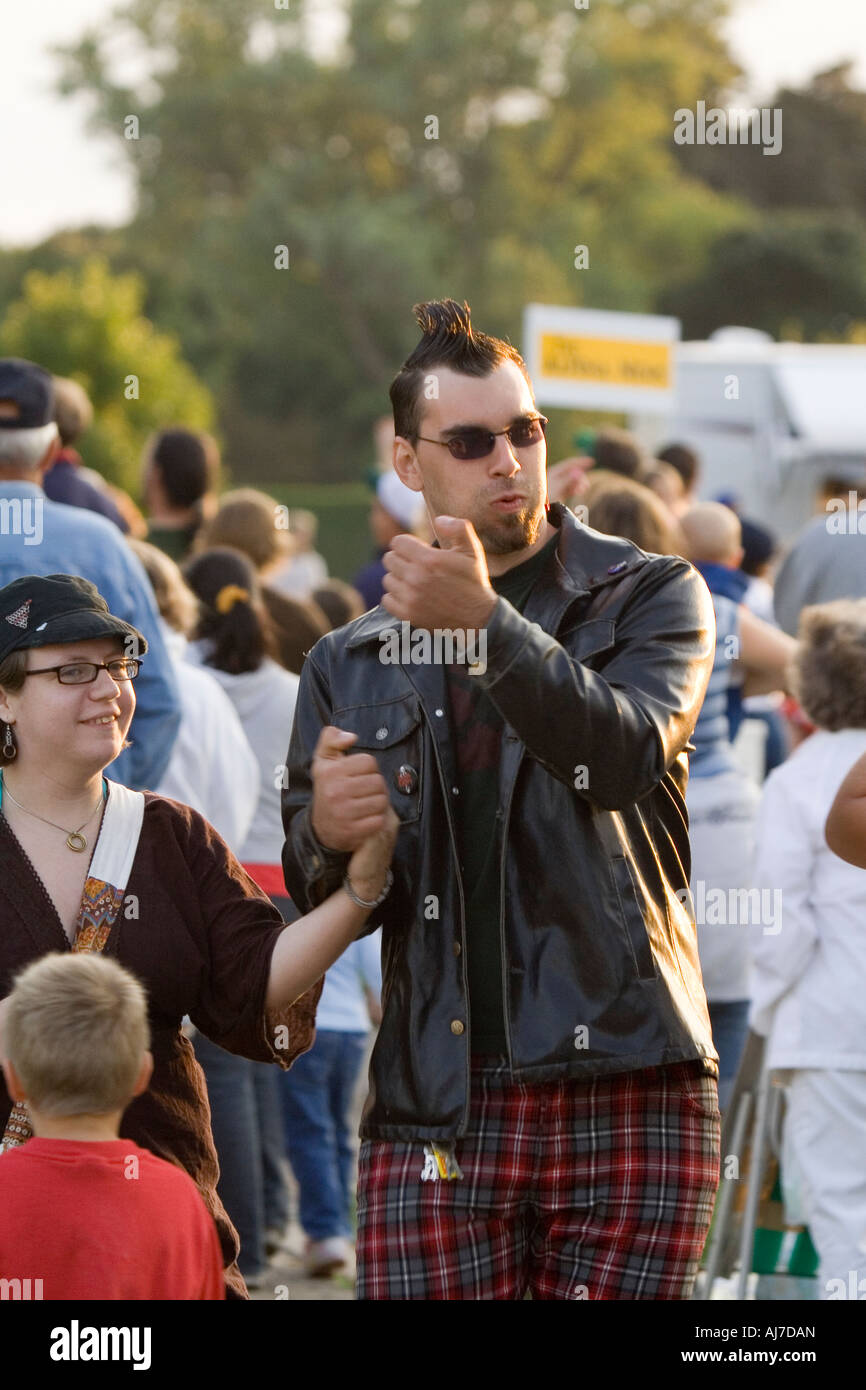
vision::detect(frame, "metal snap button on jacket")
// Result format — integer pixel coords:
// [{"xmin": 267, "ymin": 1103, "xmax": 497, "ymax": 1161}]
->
[
  {"xmin": 450, "ymin": 1020, "xmax": 464, "ymax": 1035},
  {"xmin": 395, "ymin": 765, "xmax": 417, "ymax": 795}
]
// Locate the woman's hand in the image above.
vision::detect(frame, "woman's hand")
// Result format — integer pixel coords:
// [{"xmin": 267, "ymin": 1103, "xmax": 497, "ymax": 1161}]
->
[{"xmin": 346, "ymin": 802, "xmax": 399, "ymax": 904}]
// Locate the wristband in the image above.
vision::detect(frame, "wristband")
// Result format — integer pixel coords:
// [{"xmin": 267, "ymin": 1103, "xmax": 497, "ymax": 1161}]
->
[{"xmin": 342, "ymin": 867, "xmax": 393, "ymax": 910}]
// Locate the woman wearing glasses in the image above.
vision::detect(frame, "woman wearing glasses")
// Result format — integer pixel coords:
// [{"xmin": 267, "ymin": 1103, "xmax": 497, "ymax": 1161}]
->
[{"xmin": 0, "ymin": 573, "xmax": 397, "ymax": 1299}]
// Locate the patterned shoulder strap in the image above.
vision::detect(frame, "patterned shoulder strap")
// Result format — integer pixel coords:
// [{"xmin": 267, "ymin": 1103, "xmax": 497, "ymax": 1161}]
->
[{"xmin": 1, "ymin": 785, "xmax": 145, "ymax": 1154}]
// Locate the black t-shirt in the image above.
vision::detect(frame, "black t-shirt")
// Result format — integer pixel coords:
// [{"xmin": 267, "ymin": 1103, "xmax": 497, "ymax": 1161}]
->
[{"xmin": 446, "ymin": 528, "xmax": 559, "ymax": 1055}]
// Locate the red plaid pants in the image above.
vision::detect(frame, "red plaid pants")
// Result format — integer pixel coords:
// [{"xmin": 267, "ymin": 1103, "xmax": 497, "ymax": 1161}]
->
[{"xmin": 356, "ymin": 1057, "xmax": 720, "ymax": 1300}]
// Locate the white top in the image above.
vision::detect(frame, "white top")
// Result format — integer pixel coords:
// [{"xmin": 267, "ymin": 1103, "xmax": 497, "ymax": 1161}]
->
[
  {"xmin": 186, "ymin": 643, "xmax": 299, "ymax": 865},
  {"xmin": 749, "ymin": 727, "xmax": 866, "ymax": 1069},
  {"xmin": 155, "ymin": 625, "xmax": 259, "ymax": 855},
  {"xmin": 268, "ymin": 551, "xmax": 329, "ymax": 601},
  {"xmin": 317, "ymin": 929, "xmax": 383, "ymax": 1032},
  {"xmin": 741, "ymin": 576, "xmax": 783, "ymax": 716}
]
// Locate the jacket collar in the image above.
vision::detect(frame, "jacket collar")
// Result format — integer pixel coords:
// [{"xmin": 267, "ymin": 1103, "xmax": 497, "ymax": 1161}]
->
[{"xmin": 345, "ymin": 502, "xmax": 645, "ymax": 648}]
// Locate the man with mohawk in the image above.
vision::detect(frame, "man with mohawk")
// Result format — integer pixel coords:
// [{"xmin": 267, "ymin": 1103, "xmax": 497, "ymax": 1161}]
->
[{"xmin": 283, "ymin": 299, "xmax": 719, "ymax": 1301}]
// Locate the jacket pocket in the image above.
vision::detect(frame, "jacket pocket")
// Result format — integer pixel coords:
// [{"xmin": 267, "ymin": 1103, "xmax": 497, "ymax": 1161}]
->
[
  {"xmin": 609, "ymin": 854, "xmax": 658, "ymax": 982},
  {"xmin": 335, "ymin": 696, "xmax": 423, "ymax": 825},
  {"xmin": 562, "ymin": 617, "xmax": 616, "ymax": 663}
]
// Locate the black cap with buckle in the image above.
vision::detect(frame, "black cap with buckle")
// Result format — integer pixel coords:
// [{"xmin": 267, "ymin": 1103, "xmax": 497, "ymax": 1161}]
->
[
  {"xmin": 0, "ymin": 575, "xmax": 147, "ymax": 666},
  {"xmin": 0, "ymin": 358, "xmax": 55, "ymax": 429}
]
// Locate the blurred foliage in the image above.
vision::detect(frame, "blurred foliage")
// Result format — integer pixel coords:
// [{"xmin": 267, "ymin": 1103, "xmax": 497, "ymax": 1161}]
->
[
  {"xmin": 0, "ymin": 258, "xmax": 213, "ymax": 491},
  {"xmin": 31, "ymin": 0, "xmax": 745, "ymax": 482},
  {"xmin": 0, "ymin": 1, "xmax": 863, "ymax": 483},
  {"xmin": 664, "ymin": 60, "xmax": 866, "ymax": 340},
  {"xmin": 658, "ymin": 212, "xmax": 866, "ymax": 340},
  {"xmin": 673, "ymin": 63, "xmax": 866, "ymax": 222}
]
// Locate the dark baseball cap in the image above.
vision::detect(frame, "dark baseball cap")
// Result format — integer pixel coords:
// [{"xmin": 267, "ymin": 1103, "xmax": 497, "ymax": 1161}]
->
[
  {"xmin": 0, "ymin": 358, "xmax": 55, "ymax": 429},
  {"xmin": 740, "ymin": 518, "xmax": 776, "ymax": 572},
  {"xmin": 0, "ymin": 575, "xmax": 147, "ymax": 666}
]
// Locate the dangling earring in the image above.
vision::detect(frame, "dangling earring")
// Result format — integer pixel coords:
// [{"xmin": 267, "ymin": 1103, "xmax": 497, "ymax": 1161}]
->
[{"xmin": 2, "ymin": 723, "xmax": 17, "ymax": 762}]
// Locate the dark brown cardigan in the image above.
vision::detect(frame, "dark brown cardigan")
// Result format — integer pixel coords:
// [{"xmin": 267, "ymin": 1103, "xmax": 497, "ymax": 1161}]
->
[{"xmin": 0, "ymin": 793, "xmax": 322, "ymax": 1299}]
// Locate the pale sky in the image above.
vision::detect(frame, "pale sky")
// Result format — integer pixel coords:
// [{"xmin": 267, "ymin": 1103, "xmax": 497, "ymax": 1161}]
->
[{"xmin": 2, "ymin": 0, "xmax": 864, "ymax": 248}]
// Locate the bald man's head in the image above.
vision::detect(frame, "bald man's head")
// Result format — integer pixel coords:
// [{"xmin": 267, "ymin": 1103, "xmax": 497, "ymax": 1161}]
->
[{"xmin": 680, "ymin": 502, "xmax": 743, "ymax": 566}]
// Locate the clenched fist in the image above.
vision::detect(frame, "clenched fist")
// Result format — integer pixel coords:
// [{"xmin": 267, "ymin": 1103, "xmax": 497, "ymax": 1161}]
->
[
  {"xmin": 381, "ymin": 516, "xmax": 497, "ymax": 631},
  {"xmin": 311, "ymin": 725, "xmax": 394, "ymax": 853}
]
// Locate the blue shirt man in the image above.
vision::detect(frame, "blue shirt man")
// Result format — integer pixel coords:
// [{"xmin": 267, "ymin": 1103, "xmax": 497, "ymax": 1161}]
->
[{"xmin": 0, "ymin": 359, "xmax": 180, "ymax": 788}]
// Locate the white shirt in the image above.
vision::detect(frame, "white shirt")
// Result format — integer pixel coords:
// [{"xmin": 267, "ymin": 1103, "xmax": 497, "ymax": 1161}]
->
[
  {"xmin": 268, "ymin": 551, "xmax": 328, "ymax": 601},
  {"xmin": 316, "ymin": 930, "xmax": 383, "ymax": 1032},
  {"xmin": 186, "ymin": 644, "xmax": 299, "ymax": 865},
  {"xmin": 742, "ymin": 575, "xmax": 783, "ymax": 716},
  {"xmin": 155, "ymin": 624, "xmax": 259, "ymax": 855},
  {"xmin": 750, "ymin": 727, "xmax": 866, "ymax": 1069}
]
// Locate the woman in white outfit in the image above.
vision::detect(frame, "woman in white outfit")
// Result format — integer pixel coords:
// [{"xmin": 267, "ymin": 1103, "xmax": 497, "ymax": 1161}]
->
[
  {"xmin": 129, "ymin": 539, "xmax": 259, "ymax": 852},
  {"xmin": 750, "ymin": 598, "xmax": 866, "ymax": 1299},
  {"xmin": 181, "ymin": 545, "xmax": 302, "ymax": 1284}
]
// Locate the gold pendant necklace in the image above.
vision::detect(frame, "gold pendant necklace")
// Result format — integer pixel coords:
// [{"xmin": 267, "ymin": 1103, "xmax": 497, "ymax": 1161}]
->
[{"xmin": 0, "ymin": 777, "xmax": 104, "ymax": 853}]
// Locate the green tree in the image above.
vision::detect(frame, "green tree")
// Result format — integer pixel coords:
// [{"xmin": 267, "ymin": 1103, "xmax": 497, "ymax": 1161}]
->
[
  {"xmin": 54, "ymin": 0, "xmax": 746, "ymax": 481},
  {"xmin": 0, "ymin": 258, "xmax": 214, "ymax": 492},
  {"xmin": 673, "ymin": 64, "xmax": 866, "ymax": 222},
  {"xmin": 658, "ymin": 212, "xmax": 866, "ymax": 340}
]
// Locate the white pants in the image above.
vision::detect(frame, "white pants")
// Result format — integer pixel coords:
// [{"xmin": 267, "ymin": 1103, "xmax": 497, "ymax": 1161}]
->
[
  {"xmin": 687, "ymin": 768, "xmax": 761, "ymax": 1002},
  {"xmin": 782, "ymin": 1069, "xmax": 866, "ymax": 1299}
]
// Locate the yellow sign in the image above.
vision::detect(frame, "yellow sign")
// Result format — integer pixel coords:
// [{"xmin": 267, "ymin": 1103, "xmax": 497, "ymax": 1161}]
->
[{"xmin": 540, "ymin": 333, "xmax": 673, "ymax": 391}]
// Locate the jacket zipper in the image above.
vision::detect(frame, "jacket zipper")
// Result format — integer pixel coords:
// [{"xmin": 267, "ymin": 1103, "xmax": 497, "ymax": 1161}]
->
[{"xmin": 498, "ymin": 744, "xmax": 523, "ymax": 1070}]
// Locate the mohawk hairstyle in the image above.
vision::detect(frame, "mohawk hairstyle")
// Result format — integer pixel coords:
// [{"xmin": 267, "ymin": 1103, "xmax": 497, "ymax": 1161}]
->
[{"xmin": 389, "ymin": 299, "xmax": 531, "ymax": 443}]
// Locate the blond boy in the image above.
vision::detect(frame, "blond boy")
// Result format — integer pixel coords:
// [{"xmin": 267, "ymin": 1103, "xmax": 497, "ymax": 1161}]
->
[{"xmin": 0, "ymin": 953, "xmax": 224, "ymax": 1300}]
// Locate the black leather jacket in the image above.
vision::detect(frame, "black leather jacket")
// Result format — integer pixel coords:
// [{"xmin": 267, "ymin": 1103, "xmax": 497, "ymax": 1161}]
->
[{"xmin": 281, "ymin": 503, "xmax": 719, "ymax": 1141}]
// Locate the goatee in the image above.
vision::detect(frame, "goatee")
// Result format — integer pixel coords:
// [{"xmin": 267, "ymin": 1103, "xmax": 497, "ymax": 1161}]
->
[{"xmin": 475, "ymin": 505, "xmax": 546, "ymax": 555}]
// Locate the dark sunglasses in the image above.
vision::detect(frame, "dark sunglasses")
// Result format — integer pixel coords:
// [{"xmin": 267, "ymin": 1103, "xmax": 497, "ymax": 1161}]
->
[
  {"xmin": 23, "ymin": 658, "xmax": 142, "ymax": 685},
  {"xmin": 417, "ymin": 415, "xmax": 548, "ymax": 461}
]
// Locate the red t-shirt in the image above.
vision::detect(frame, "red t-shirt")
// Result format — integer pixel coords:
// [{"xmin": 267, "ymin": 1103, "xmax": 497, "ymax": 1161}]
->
[{"xmin": 0, "ymin": 1137, "xmax": 225, "ymax": 1300}]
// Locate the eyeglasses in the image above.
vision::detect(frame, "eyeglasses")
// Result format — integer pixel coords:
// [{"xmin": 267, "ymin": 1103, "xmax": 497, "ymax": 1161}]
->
[
  {"xmin": 24, "ymin": 658, "xmax": 142, "ymax": 685},
  {"xmin": 416, "ymin": 415, "xmax": 548, "ymax": 461}
]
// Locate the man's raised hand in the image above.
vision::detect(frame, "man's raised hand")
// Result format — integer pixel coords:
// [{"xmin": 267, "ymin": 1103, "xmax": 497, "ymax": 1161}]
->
[{"xmin": 381, "ymin": 516, "xmax": 496, "ymax": 631}]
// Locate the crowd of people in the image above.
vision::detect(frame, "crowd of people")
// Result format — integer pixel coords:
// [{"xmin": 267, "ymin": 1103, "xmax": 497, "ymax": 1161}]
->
[{"xmin": 1, "ymin": 299, "xmax": 865, "ymax": 1301}]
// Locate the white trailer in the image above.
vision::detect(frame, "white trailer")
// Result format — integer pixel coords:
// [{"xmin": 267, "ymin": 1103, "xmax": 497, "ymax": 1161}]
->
[{"xmin": 633, "ymin": 330, "xmax": 866, "ymax": 542}]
